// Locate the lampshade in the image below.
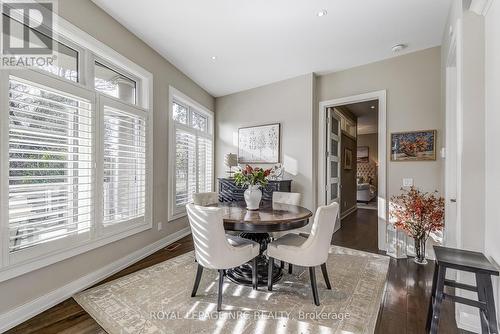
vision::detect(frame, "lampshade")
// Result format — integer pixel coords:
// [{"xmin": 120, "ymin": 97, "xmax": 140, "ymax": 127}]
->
[{"xmin": 224, "ymin": 153, "xmax": 238, "ymax": 168}]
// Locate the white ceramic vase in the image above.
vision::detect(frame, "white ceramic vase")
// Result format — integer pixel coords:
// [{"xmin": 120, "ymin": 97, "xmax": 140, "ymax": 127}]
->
[{"xmin": 244, "ymin": 185, "xmax": 262, "ymax": 210}]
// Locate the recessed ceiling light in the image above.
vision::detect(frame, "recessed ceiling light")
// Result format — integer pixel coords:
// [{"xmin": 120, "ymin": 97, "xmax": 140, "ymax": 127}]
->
[
  {"xmin": 211, "ymin": 56, "xmax": 217, "ymax": 60},
  {"xmin": 317, "ymin": 9, "xmax": 327, "ymax": 17},
  {"xmin": 392, "ymin": 44, "xmax": 408, "ymax": 53},
  {"xmin": 370, "ymin": 105, "xmax": 375, "ymax": 109}
]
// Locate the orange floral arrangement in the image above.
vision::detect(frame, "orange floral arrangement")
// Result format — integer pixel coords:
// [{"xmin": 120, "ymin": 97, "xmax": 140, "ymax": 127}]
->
[{"xmin": 390, "ymin": 186, "xmax": 444, "ymax": 263}]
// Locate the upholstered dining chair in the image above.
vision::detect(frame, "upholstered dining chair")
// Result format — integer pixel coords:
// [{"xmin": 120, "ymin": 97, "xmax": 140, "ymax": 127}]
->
[
  {"xmin": 192, "ymin": 192, "xmax": 218, "ymax": 206},
  {"xmin": 186, "ymin": 204, "xmax": 260, "ymax": 311},
  {"xmin": 267, "ymin": 202, "xmax": 340, "ymax": 306},
  {"xmin": 271, "ymin": 192, "xmax": 302, "ymax": 268},
  {"xmin": 272, "ymin": 191, "xmax": 301, "ymax": 206}
]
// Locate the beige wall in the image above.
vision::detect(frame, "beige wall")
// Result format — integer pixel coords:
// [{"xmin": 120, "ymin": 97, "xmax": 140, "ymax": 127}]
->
[
  {"xmin": 357, "ymin": 133, "xmax": 378, "ymax": 165},
  {"xmin": 215, "ymin": 74, "xmax": 315, "ymax": 211},
  {"xmin": 215, "ymin": 47, "xmax": 442, "ymax": 224},
  {"xmin": 0, "ymin": 0, "xmax": 214, "ymax": 314},
  {"xmin": 317, "ymin": 47, "xmax": 443, "ymax": 201}
]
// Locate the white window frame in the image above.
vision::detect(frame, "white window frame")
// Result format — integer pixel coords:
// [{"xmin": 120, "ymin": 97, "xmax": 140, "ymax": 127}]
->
[
  {"xmin": 168, "ymin": 87, "xmax": 214, "ymax": 221},
  {"xmin": 98, "ymin": 95, "xmax": 152, "ymax": 236},
  {"xmin": 0, "ymin": 12, "xmax": 153, "ymax": 282},
  {"xmin": 1, "ymin": 69, "xmax": 97, "ymax": 265},
  {"xmin": 93, "ymin": 57, "xmax": 141, "ymax": 106}
]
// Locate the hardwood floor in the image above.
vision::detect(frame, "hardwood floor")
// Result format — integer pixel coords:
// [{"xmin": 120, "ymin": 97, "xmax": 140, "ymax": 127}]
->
[
  {"xmin": 6, "ymin": 240, "xmax": 194, "ymax": 334},
  {"xmin": 9, "ymin": 208, "xmax": 467, "ymax": 333},
  {"xmin": 335, "ymin": 208, "xmax": 467, "ymax": 334}
]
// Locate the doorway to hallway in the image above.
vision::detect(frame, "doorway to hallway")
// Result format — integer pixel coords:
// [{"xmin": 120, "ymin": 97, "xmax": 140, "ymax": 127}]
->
[{"xmin": 319, "ymin": 90, "xmax": 386, "ymax": 251}]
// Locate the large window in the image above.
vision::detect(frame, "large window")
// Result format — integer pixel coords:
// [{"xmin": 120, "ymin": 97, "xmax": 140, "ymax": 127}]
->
[
  {"xmin": 8, "ymin": 78, "xmax": 92, "ymax": 253},
  {"xmin": 102, "ymin": 100, "xmax": 146, "ymax": 228},
  {"xmin": 169, "ymin": 91, "xmax": 213, "ymax": 219},
  {"xmin": 0, "ymin": 12, "xmax": 152, "ymax": 281}
]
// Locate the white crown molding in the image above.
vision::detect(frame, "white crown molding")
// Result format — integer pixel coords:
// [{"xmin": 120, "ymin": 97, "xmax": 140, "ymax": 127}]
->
[
  {"xmin": 0, "ymin": 227, "xmax": 192, "ymax": 333},
  {"xmin": 468, "ymin": 0, "xmax": 493, "ymax": 16}
]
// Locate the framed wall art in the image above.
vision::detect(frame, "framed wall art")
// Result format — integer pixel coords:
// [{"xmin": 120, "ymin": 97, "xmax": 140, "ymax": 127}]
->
[
  {"xmin": 391, "ymin": 130, "xmax": 436, "ymax": 161},
  {"xmin": 238, "ymin": 123, "xmax": 280, "ymax": 164},
  {"xmin": 344, "ymin": 148, "xmax": 353, "ymax": 170},
  {"xmin": 357, "ymin": 146, "xmax": 369, "ymax": 163}
]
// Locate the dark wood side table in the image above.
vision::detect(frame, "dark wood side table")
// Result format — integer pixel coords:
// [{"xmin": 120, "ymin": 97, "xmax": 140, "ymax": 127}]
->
[
  {"xmin": 427, "ymin": 245, "xmax": 499, "ymax": 334},
  {"xmin": 218, "ymin": 178, "xmax": 292, "ymax": 203}
]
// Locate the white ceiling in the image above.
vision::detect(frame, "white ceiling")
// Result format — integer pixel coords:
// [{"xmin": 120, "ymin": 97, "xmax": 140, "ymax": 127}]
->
[{"xmin": 92, "ymin": 0, "xmax": 452, "ymax": 97}]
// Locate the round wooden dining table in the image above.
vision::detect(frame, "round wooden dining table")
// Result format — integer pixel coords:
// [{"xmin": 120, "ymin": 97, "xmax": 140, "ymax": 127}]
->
[{"xmin": 217, "ymin": 201, "xmax": 313, "ymax": 287}]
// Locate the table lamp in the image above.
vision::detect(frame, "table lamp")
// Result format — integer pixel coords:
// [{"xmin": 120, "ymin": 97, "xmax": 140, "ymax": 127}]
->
[{"xmin": 224, "ymin": 153, "xmax": 238, "ymax": 178}]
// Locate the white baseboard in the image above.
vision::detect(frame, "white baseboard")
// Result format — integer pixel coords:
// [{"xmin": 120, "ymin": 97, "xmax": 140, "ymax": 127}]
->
[
  {"xmin": 340, "ymin": 205, "xmax": 357, "ymax": 219},
  {"xmin": 0, "ymin": 227, "xmax": 192, "ymax": 333}
]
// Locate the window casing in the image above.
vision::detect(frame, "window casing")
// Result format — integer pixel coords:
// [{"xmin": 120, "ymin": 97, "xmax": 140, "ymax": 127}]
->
[
  {"xmin": 94, "ymin": 61, "xmax": 138, "ymax": 105},
  {"xmin": 0, "ymin": 12, "xmax": 153, "ymax": 281},
  {"xmin": 3, "ymin": 14, "xmax": 81, "ymax": 83},
  {"xmin": 169, "ymin": 90, "xmax": 214, "ymax": 220}
]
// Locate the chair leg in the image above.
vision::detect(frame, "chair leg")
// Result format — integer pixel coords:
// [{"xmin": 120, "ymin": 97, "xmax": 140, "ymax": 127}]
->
[
  {"xmin": 217, "ymin": 269, "xmax": 224, "ymax": 312},
  {"xmin": 268, "ymin": 257, "xmax": 274, "ymax": 291},
  {"xmin": 288, "ymin": 263, "xmax": 293, "ymax": 274},
  {"xmin": 252, "ymin": 257, "xmax": 258, "ymax": 290},
  {"xmin": 320, "ymin": 263, "xmax": 332, "ymax": 290},
  {"xmin": 309, "ymin": 266, "xmax": 320, "ymax": 306},
  {"xmin": 191, "ymin": 264, "xmax": 203, "ymax": 297},
  {"xmin": 477, "ymin": 273, "xmax": 499, "ymax": 334}
]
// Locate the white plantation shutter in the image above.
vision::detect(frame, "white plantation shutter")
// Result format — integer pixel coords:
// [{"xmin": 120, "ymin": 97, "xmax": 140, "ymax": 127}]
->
[
  {"xmin": 175, "ymin": 128, "xmax": 196, "ymax": 207},
  {"xmin": 102, "ymin": 103, "xmax": 146, "ymax": 227},
  {"xmin": 8, "ymin": 78, "xmax": 93, "ymax": 252},
  {"xmin": 0, "ymin": 21, "xmax": 153, "ymax": 279},
  {"xmin": 197, "ymin": 136, "xmax": 213, "ymax": 193}
]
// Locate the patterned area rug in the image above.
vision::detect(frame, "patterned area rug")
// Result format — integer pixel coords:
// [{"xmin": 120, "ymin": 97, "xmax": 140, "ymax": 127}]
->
[{"xmin": 74, "ymin": 246, "xmax": 389, "ymax": 334}]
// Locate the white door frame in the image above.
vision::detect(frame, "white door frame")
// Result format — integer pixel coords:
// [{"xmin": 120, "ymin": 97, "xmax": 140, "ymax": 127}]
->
[
  {"xmin": 318, "ymin": 90, "xmax": 387, "ymax": 251},
  {"xmin": 445, "ymin": 34, "xmax": 461, "ymax": 250},
  {"xmin": 326, "ymin": 108, "xmax": 342, "ymax": 233}
]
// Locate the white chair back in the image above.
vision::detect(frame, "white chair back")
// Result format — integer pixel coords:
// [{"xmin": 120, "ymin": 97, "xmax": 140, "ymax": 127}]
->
[
  {"xmin": 301, "ymin": 202, "xmax": 340, "ymax": 265},
  {"xmin": 192, "ymin": 192, "xmax": 218, "ymax": 206},
  {"xmin": 272, "ymin": 192, "xmax": 301, "ymax": 206},
  {"xmin": 186, "ymin": 204, "xmax": 233, "ymax": 269}
]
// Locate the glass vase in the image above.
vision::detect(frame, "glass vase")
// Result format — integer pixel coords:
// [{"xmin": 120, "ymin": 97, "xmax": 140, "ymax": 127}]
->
[{"xmin": 413, "ymin": 237, "xmax": 427, "ymax": 265}]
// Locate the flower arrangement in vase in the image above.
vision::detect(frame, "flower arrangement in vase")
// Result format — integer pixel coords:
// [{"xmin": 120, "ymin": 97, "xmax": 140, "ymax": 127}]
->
[
  {"xmin": 390, "ymin": 186, "xmax": 445, "ymax": 264},
  {"xmin": 234, "ymin": 165, "xmax": 272, "ymax": 210}
]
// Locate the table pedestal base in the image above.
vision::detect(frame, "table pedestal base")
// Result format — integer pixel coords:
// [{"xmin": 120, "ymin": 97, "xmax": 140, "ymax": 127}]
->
[{"xmin": 226, "ymin": 232, "xmax": 282, "ymax": 287}]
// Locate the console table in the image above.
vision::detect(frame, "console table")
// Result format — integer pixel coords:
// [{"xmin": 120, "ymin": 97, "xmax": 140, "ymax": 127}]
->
[{"xmin": 218, "ymin": 178, "xmax": 292, "ymax": 203}]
